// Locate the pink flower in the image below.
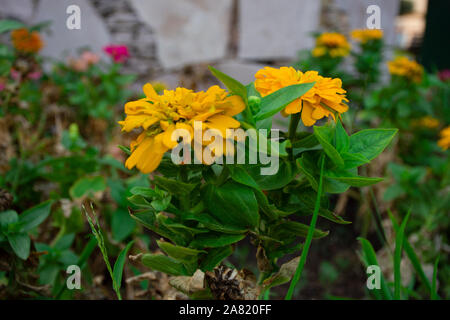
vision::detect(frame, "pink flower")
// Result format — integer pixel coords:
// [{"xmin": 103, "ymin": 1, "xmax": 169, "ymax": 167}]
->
[
  {"xmin": 0, "ymin": 81, "xmax": 5, "ymax": 92},
  {"xmin": 438, "ymin": 69, "xmax": 450, "ymax": 82},
  {"xmin": 28, "ymin": 70, "xmax": 42, "ymax": 80},
  {"xmin": 81, "ymin": 51, "xmax": 100, "ymax": 65},
  {"xmin": 10, "ymin": 68, "xmax": 21, "ymax": 81},
  {"xmin": 103, "ymin": 44, "xmax": 129, "ymax": 63}
]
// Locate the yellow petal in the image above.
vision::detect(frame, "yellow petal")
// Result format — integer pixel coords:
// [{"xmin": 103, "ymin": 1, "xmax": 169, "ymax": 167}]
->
[
  {"xmin": 301, "ymin": 101, "xmax": 316, "ymax": 126},
  {"xmin": 223, "ymin": 95, "xmax": 246, "ymax": 116},
  {"xmin": 143, "ymin": 83, "xmax": 159, "ymax": 100},
  {"xmin": 284, "ymin": 99, "xmax": 301, "ymax": 114}
]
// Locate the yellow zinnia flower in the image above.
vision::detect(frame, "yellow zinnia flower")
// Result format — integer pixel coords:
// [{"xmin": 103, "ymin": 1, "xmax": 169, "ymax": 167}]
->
[
  {"xmin": 351, "ymin": 29, "xmax": 383, "ymax": 43},
  {"xmin": 313, "ymin": 32, "xmax": 350, "ymax": 58},
  {"xmin": 254, "ymin": 66, "xmax": 349, "ymax": 126},
  {"xmin": 11, "ymin": 28, "xmax": 44, "ymax": 54},
  {"xmin": 413, "ymin": 116, "xmax": 440, "ymax": 129},
  {"xmin": 438, "ymin": 126, "xmax": 450, "ymax": 150},
  {"xmin": 119, "ymin": 84, "xmax": 245, "ymax": 173},
  {"xmin": 387, "ymin": 56, "xmax": 424, "ymax": 83}
]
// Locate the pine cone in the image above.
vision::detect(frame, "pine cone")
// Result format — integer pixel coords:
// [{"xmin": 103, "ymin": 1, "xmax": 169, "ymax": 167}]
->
[
  {"xmin": 0, "ymin": 189, "xmax": 13, "ymax": 212},
  {"xmin": 205, "ymin": 265, "xmax": 259, "ymax": 300}
]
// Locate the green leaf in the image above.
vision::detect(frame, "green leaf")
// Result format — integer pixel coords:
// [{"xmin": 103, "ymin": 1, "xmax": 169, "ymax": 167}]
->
[
  {"xmin": 69, "ymin": 176, "xmax": 106, "ymax": 199},
  {"xmin": 7, "ymin": 233, "xmax": 30, "ymax": 260},
  {"xmin": 389, "ymin": 209, "xmax": 435, "ymax": 297},
  {"xmin": 157, "ymin": 240, "xmax": 205, "ymax": 264},
  {"xmin": 141, "ymin": 253, "xmax": 188, "ymax": 276},
  {"xmin": 130, "ymin": 186, "xmax": 157, "ymax": 198},
  {"xmin": 277, "ymin": 220, "xmax": 329, "ymax": 239},
  {"xmin": 313, "ymin": 125, "xmax": 344, "ymax": 167},
  {"xmin": 255, "ymin": 83, "xmax": 315, "ymax": 121},
  {"xmin": 245, "ymin": 159, "xmax": 296, "ymax": 190},
  {"xmin": 0, "ymin": 210, "xmax": 19, "ymax": 227},
  {"xmin": 208, "ymin": 66, "xmax": 247, "ymax": 101},
  {"xmin": 113, "ymin": 240, "xmax": 134, "ymax": 293},
  {"xmin": 204, "ymin": 181, "xmax": 259, "ymax": 228},
  {"xmin": 335, "ymin": 119, "xmax": 349, "ymax": 153},
  {"xmin": 18, "ymin": 200, "xmax": 53, "ymax": 232},
  {"xmin": 431, "ymin": 256, "xmax": 440, "ymax": 300},
  {"xmin": 54, "ymin": 233, "xmax": 75, "ymax": 250},
  {"xmin": 184, "ymin": 212, "xmax": 247, "ymax": 234},
  {"xmin": 0, "ymin": 20, "xmax": 25, "ymax": 34},
  {"xmin": 348, "ymin": 128, "xmax": 397, "ymax": 161},
  {"xmin": 152, "ymin": 176, "xmax": 196, "ymax": 197},
  {"xmin": 325, "ymin": 174, "xmax": 384, "ymax": 187},
  {"xmin": 358, "ymin": 237, "xmax": 393, "ymax": 300},
  {"xmin": 341, "ymin": 152, "xmax": 370, "ymax": 168},
  {"xmin": 393, "ymin": 210, "xmax": 410, "ymax": 300},
  {"xmin": 112, "ymin": 208, "xmax": 136, "ymax": 242},
  {"xmin": 190, "ymin": 233, "xmax": 245, "ymax": 249},
  {"xmin": 229, "ymin": 166, "xmax": 260, "ymax": 190},
  {"xmin": 200, "ymin": 246, "xmax": 233, "ymax": 271}
]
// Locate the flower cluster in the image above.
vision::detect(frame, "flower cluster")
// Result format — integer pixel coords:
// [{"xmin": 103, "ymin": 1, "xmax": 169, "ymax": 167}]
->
[
  {"xmin": 413, "ymin": 116, "xmax": 440, "ymax": 129},
  {"xmin": 68, "ymin": 51, "xmax": 100, "ymax": 72},
  {"xmin": 103, "ymin": 45, "xmax": 129, "ymax": 63},
  {"xmin": 254, "ymin": 66, "xmax": 349, "ymax": 126},
  {"xmin": 11, "ymin": 28, "xmax": 44, "ymax": 54},
  {"xmin": 119, "ymin": 84, "xmax": 245, "ymax": 173},
  {"xmin": 387, "ymin": 56, "xmax": 424, "ymax": 83},
  {"xmin": 438, "ymin": 126, "xmax": 450, "ymax": 150},
  {"xmin": 351, "ymin": 29, "xmax": 383, "ymax": 43},
  {"xmin": 312, "ymin": 32, "xmax": 350, "ymax": 58}
]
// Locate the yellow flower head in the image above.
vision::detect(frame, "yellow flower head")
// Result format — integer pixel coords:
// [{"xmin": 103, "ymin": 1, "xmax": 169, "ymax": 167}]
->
[
  {"xmin": 151, "ymin": 81, "xmax": 168, "ymax": 93},
  {"xmin": 351, "ymin": 29, "xmax": 383, "ymax": 43},
  {"xmin": 387, "ymin": 56, "xmax": 424, "ymax": 83},
  {"xmin": 413, "ymin": 116, "xmax": 440, "ymax": 129},
  {"xmin": 438, "ymin": 126, "xmax": 450, "ymax": 150},
  {"xmin": 11, "ymin": 28, "xmax": 44, "ymax": 54},
  {"xmin": 313, "ymin": 32, "xmax": 350, "ymax": 58},
  {"xmin": 119, "ymin": 84, "xmax": 245, "ymax": 173},
  {"xmin": 254, "ymin": 66, "xmax": 349, "ymax": 126}
]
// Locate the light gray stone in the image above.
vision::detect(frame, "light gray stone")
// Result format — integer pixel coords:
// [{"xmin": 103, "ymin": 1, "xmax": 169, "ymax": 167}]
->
[
  {"xmin": 238, "ymin": 0, "xmax": 321, "ymax": 60},
  {"xmin": 32, "ymin": 0, "xmax": 111, "ymax": 60},
  {"xmin": 214, "ymin": 60, "xmax": 265, "ymax": 85},
  {"xmin": 334, "ymin": 0, "xmax": 400, "ymax": 45},
  {"xmin": 0, "ymin": 0, "xmax": 34, "ymax": 21},
  {"xmin": 130, "ymin": 0, "xmax": 233, "ymax": 70}
]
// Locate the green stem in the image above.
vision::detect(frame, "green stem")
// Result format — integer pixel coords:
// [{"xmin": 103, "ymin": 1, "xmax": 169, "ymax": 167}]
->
[
  {"xmin": 288, "ymin": 113, "xmax": 300, "ymax": 142},
  {"xmin": 285, "ymin": 155, "xmax": 325, "ymax": 300}
]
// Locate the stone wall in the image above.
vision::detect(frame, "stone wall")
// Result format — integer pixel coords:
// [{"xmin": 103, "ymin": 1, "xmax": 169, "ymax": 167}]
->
[{"xmin": 0, "ymin": 0, "xmax": 400, "ymax": 89}]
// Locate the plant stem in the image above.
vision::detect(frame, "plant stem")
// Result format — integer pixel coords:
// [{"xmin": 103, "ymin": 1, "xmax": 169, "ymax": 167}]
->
[
  {"xmin": 288, "ymin": 113, "xmax": 300, "ymax": 142},
  {"xmin": 285, "ymin": 155, "xmax": 325, "ymax": 300}
]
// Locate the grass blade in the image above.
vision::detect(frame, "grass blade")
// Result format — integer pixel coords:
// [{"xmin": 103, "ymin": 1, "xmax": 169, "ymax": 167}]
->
[
  {"xmin": 393, "ymin": 210, "xmax": 411, "ymax": 300},
  {"xmin": 83, "ymin": 203, "xmax": 121, "ymax": 300},
  {"xmin": 113, "ymin": 240, "xmax": 134, "ymax": 296},
  {"xmin": 285, "ymin": 155, "xmax": 325, "ymax": 300},
  {"xmin": 358, "ymin": 237, "xmax": 393, "ymax": 300},
  {"xmin": 389, "ymin": 209, "xmax": 435, "ymax": 297},
  {"xmin": 431, "ymin": 256, "xmax": 440, "ymax": 300}
]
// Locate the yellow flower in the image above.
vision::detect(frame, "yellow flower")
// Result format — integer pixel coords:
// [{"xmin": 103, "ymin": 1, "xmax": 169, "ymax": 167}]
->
[
  {"xmin": 313, "ymin": 32, "xmax": 350, "ymax": 57},
  {"xmin": 413, "ymin": 116, "xmax": 440, "ymax": 129},
  {"xmin": 119, "ymin": 84, "xmax": 245, "ymax": 173},
  {"xmin": 151, "ymin": 81, "xmax": 168, "ymax": 93},
  {"xmin": 438, "ymin": 126, "xmax": 450, "ymax": 150},
  {"xmin": 312, "ymin": 47, "xmax": 326, "ymax": 57},
  {"xmin": 254, "ymin": 66, "xmax": 349, "ymax": 126},
  {"xmin": 387, "ymin": 56, "xmax": 424, "ymax": 83},
  {"xmin": 351, "ymin": 29, "xmax": 383, "ymax": 43},
  {"xmin": 11, "ymin": 28, "xmax": 44, "ymax": 54}
]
